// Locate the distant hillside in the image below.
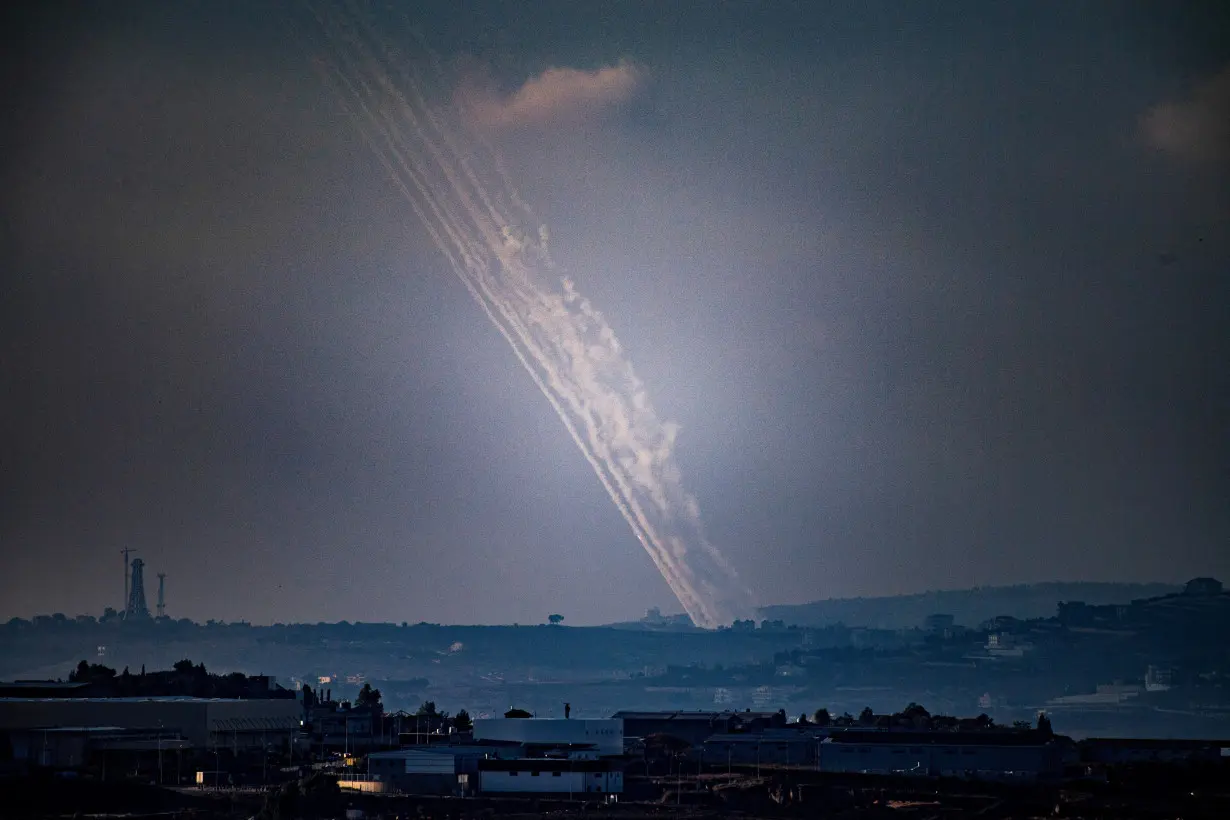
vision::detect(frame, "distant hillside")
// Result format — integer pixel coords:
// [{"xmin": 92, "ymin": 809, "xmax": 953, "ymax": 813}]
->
[{"xmin": 757, "ymin": 582, "xmax": 1182, "ymax": 630}]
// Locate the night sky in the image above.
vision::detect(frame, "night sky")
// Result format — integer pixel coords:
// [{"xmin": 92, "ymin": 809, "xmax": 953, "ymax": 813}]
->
[{"xmin": 4, "ymin": 1, "xmax": 1228, "ymax": 626}]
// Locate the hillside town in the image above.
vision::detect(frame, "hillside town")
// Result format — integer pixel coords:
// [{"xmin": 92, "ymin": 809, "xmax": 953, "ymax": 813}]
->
[
  {"xmin": 5, "ymin": 577, "xmax": 1228, "ymax": 740},
  {"xmin": 3, "ymin": 579, "xmax": 1230, "ymax": 817}
]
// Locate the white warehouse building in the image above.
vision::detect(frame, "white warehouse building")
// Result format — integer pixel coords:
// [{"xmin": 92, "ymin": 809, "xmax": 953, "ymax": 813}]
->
[
  {"xmin": 361, "ymin": 719, "xmax": 626, "ymax": 796},
  {"xmin": 472, "ymin": 718, "xmax": 623, "ymax": 756}
]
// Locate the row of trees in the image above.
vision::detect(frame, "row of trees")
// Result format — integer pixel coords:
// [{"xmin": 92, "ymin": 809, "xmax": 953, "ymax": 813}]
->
[
  {"xmin": 405, "ymin": 699, "xmax": 472, "ymax": 731},
  {"xmin": 65, "ymin": 658, "xmax": 292, "ymax": 699},
  {"xmin": 804, "ymin": 702, "xmax": 1053, "ymax": 735}
]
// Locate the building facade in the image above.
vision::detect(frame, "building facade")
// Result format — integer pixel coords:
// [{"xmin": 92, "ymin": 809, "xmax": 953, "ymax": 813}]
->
[
  {"xmin": 612, "ymin": 710, "xmax": 785, "ymax": 746},
  {"xmin": 472, "ymin": 718, "xmax": 622, "ymax": 756},
  {"xmin": 478, "ymin": 757, "xmax": 622, "ymax": 795},
  {"xmin": 366, "ymin": 747, "xmax": 491, "ymax": 794},
  {"xmin": 0, "ymin": 697, "xmax": 302, "ymax": 750},
  {"xmin": 818, "ymin": 731, "xmax": 1063, "ymax": 781},
  {"xmin": 701, "ymin": 730, "xmax": 819, "ymax": 767}
]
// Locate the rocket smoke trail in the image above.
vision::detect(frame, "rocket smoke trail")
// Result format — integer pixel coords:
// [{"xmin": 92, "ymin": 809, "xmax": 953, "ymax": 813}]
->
[{"xmin": 306, "ymin": 2, "xmax": 755, "ymax": 628}]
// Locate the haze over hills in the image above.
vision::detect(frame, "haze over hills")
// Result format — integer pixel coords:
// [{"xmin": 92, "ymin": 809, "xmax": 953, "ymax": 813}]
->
[
  {"xmin": 4, "ymin": 576, "xmax": 1227, "ymax": 738},
  {"xmin": 753, "ymin": 582, "xmax": 1183, "ymax": 630}
]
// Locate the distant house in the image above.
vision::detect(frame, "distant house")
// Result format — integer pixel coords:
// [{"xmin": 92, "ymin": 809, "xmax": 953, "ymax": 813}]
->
[
  {"xmin": 985, "ymin": 633, "xmax": 1031, "ymax": 658},
  {"xmin": 1184, "ymin": 577, "xmax": 1223, "ymax": 597},
  {"xmin": 1144, "ymin": 664, "xmax": 1174, "ymax": 692}
]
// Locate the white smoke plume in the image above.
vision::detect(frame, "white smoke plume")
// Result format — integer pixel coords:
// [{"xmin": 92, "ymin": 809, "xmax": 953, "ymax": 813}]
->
[
  {"xmin": 304, "ymin": 2, "xmax": 755, "ymax": 628},
  {"xmin": 460, "ymin": 60, "xmax": 647, "ymax": 129},
  {"xmin": 1141, "ymin": 63, "xmax": 1230, "ymax": 167}
]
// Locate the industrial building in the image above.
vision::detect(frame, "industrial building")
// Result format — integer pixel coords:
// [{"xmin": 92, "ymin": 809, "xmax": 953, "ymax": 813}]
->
[
  {"xmin": 7, "ymin": 726, "xmax": 193, "ymax": 770},
  {"xmin": 478, "ymin": 757, "xmax": 622, "ymax": 796},
  {"xmin": 612, "ymin": 710, "xmax": 784, "ymax": 746},
  {"xmin": 472, "ymin": 717, "xmax": 623, "ymax": 756},
  {"xmin": 1079, "ymin": 737, "xmax": 1230, "ymax": 765},
  {"xmin": 362, "ymin": 718, "xmax": 626, "ymax": 796},
  {"xmin": 304, "ymin": 701, "xmax": 382, "ymax": 752},
  {"xmin": 365, "ymin": 746, "xmax": 495, "ymax": 795},
  {"xmin": 817, "ymin": 731, "xmax": 1063, "ymax": 781},
  {"xmin": 0, "ymin": 697, "xmax": 303, "ymax": 750},
  {"xmin": 701, "ymin": 729, "xmax": 820, "ymax": 768}
]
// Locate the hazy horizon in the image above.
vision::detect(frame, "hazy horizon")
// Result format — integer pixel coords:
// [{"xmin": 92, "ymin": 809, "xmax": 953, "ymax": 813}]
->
[{"xmin": 4, "ymin": 578, "xmax": 1197, "ymax": 626}]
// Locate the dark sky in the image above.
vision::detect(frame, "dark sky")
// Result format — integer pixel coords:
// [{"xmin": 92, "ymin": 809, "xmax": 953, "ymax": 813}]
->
[{"xmin": 4, "ymin": 1, "xmax": 1228, "ymax": 626}]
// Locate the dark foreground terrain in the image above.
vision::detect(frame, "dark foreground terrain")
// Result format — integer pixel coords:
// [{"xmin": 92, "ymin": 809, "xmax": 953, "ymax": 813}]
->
[{"xmin": 9, "ymin": 763, "xmax": 1230, "ymax": 820}]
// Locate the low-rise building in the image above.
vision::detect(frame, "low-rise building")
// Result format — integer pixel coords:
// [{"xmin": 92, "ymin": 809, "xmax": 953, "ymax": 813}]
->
[
  {"xmin": 701, "ymin": 730, "xmax": 819, "ymax": 767},
  {"xmin": 1184, "ymin": 577, "xmax": 1223, "ymax": 597},
  {"xmin": 612, "ymin": 710, "xmax": 784, "ymax": 746},
  {"xmin": 924, "ymin": 614, "xmax": 955, "ymax": 632},
  {"xmin": 473, "ymin": 718, "xmax": 622, "ymax": 756},
  {"xmin": 368, "ymin": 718, "xmax": 627, "ymax": 796},
  {"xmin": 818, "ymin": 731, "xmax": 1063, "ymax": 781},
  {"xmin": 7, "ymin": 725, "xmax": 193, "ymax": 769},
  {"xmin": 304, "ymin": 702, "xmax": 381, "ymax": 752},
  {"xmin": 478, "ymin": 757, "xmax": 622, "ymax": 796},
  {"xmin": 0, "ymin": 697, "xmax": 303, "ymax": 750},
  {"xmin": 366, "ymin": 746, "xmax": 496, "ymax": 794},
  {"xmin": 1079, "ymin": 737, "xmax": 1229, "ymax": 765}
]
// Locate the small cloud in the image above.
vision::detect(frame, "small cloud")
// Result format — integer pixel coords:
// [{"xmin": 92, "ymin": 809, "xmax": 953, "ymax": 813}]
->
[
  {"xmin": 462, "ymin": 60, "xmax": 646, "ymax": 128},
  {"xmin": 1140, "ymin": 64, "xmax": 1230, "ymax": 166}
]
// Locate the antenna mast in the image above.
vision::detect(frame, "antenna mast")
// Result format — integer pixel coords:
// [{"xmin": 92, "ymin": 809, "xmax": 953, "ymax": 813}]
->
[
  {"xmin": 121, "ymin": 548, "xmax": 138, "ymax": 618},
  {"xmin": 125, "ymin": 558, "xmax": 150, "ymax": 620},
  {"xmin": 156, "ymin": 573, "xmax": 167, "ymax": 619}
]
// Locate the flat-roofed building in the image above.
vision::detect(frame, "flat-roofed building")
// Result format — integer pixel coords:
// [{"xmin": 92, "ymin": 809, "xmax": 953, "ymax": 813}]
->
[
  {"xmin": 478, "ymin": 757, "xmax": 622, "ymax": 796},
  {"xmin": 0, "ymin": 697, "xmax": 302, "ymax": 749},
  {"xmin": 366, "ymin": 746, "xmax": 496, "ymax": 794},
  {"xmin": 702, "ymin": 729, "xmax": 819, "ymax": 767},
  {"xmin": 472, "ymin": 718, "xmax": 622, "ymax": 756},
  {"xmin": 8, "ymin": 726, "xmax": 193, "ymax": 769},
  {"xmin": 1080, "ymin": 737, "xmax": 1229, "ymax": 764},
  {"xmin": 611, "ymin": 710, "xmax": 784, "ymax": 745},
  {"xmin": 818, "ymin": 731, "xmax": 1063, "ymax": 781}
]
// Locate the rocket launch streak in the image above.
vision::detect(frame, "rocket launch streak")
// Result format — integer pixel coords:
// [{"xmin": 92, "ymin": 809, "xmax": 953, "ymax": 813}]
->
[{"xmin": 306, "ymin": 1, "xmax": 755, "ymax": 628}]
